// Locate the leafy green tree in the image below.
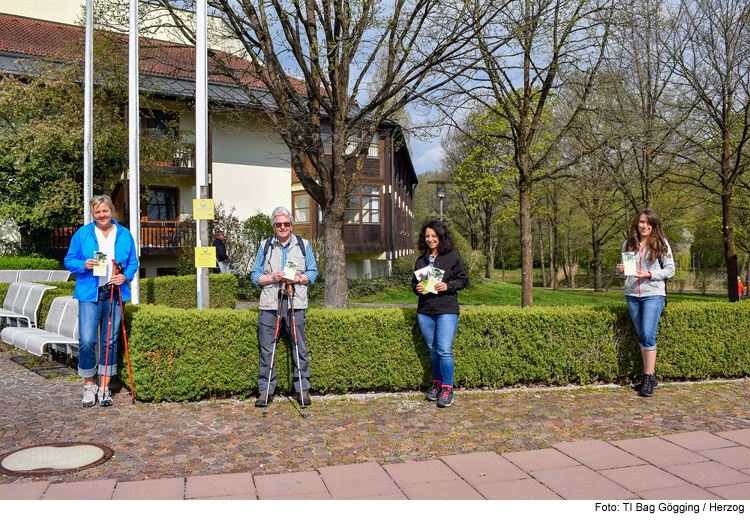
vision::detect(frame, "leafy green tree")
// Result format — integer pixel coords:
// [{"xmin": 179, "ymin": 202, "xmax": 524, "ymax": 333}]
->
[
  {"xmin": 0, "ymin": 31, "xmax": 187, "ymax": 255},
  {"xmin": 0, "ymin": 65, "xmax": 123, "ymax": 254},
  {"xmin": 451, "ymin": 109, "xmax": 516, "ymax": 278}
]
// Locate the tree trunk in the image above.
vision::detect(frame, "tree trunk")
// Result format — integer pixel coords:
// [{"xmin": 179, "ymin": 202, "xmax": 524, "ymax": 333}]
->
[
  {"xmin": 483, "ymin": 207, "xmax": 494, "ymax": 279},
  {"xmin": 500, "ymin": 242, "xmax": 506, "ymax": 282},
  {"xmin": 549, "ymin": 193, "xmax": 559, "ymax": 291},
  {"xmin": 567, "ymin": 223, "xmax": 575, "ymax": 289},
  {"xmin": 722, "ymin": 181, "xmax": 739, "ymax": 302},
  {"xmin": 547, "ymin": 216, "xmax": 554, "ymax": 287},
  {"xmin": 321, "ymin": 208, "xmax": 349, "ymax": 308},
  {"xmin": 519, "ymin": 174, "xmax": 533, "ymax": 307},
  {"xmin": 592, "ymin": 224, "xmax": 603, "ymax": 292},
  {"xmin": 538, "ymin": 216, "xmax": 546, "ymax": 288}
]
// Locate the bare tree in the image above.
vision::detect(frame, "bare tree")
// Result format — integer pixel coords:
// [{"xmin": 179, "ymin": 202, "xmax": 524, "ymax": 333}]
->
[
  {"xmin": 566, "ymin": 154, "xmax": 626, "ymax": 290},
  {"xmin": 670, "ymin": 0, "xmax": 750, "ymax": 302},
  {"xmin": 449, "ymin": 0, "xmax": 615, "ymax": 306},
  {"xmin": 603, "ymin": 0, "xmax": 689, "ymax": 211},
  {"xmin": 155, "ymin": 0, "xmax": 496, "ymax": 308}
]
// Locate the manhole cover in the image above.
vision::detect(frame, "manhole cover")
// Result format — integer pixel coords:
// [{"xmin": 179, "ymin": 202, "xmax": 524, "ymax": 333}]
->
[{"xmin": 0, "ymin": 442, "xmax": 114, "ymax": 476}]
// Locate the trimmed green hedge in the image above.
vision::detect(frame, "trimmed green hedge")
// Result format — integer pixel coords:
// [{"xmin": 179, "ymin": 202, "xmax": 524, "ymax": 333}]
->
[
  {"xmin": 0, "ymin": 274, "xmax": 236, "ymax": 330},
  {"xmin": 118, "ymin": 301, "xmax": 750, "ymax": 402},
  {"xmin": 0, "ymin": 257, "xmax": 59, "ymax": 270},
  {"xmin": 139, "ymin": 274, "xmax": 237, "ymax": 309}
]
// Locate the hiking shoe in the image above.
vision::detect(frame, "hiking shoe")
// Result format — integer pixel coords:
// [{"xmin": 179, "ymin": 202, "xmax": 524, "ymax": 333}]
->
[
  {"xmin": 425, "ymin": 381, "xmax": 442, "ymax": 402},
  {"xmin": 638, "ymin": 374, "xmax": 657, "ymax": 397},
  {"xmin": 82, "ymin": 384, "xmax": 98, "ymax": 408},
  {"xmin": 297, "ymin": 390, "xmax": 312, "ymax": 406},
  {"xmin": 98, "ymin": 387, "xmax": 113, "ymax": 407},
  {"xmin": 437, "ymin": 387, "xmax": 454, "ymax": 408},
  {"xmin": 255, "ymin": 394, "xmax": 273, "ymax": 408},
  {"xmin": 634, "ymin": 373, "xmax": 659, "ymax": 392}
]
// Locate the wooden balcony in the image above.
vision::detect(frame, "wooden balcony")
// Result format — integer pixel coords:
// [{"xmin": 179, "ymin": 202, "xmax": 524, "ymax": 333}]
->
[
  {"xmin": 51, "ymin": 222, "xmax": 189, "ymax": 257},
  {"xmin": 143, "ymin": 145, "xmax": 195, "ymax": 176}
]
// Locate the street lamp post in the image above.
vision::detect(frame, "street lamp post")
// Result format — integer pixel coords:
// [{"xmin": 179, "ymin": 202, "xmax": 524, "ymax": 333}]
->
[{"xmin": 436, "ymin": 185, "xmax": 446, "ymax": 222}]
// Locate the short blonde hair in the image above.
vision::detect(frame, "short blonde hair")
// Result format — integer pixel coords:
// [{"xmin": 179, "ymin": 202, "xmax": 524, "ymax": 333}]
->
[{"xmin": 90, "ymin": 195, "xmax": 115, "ymax": 213}]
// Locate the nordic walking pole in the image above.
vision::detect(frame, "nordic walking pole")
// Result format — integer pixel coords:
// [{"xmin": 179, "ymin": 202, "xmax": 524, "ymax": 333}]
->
[
  {"xmin": 115, "ymin": 278, "xmax": 135, "ymax": 404},
  {"xmin": 263, "ymin": 286, "xmax": 285, "ymax": 418},
  {"xmin": 289, "ymin": 282, "xmax": 306, "ymax": 419},
  {"xmin": 102, "ymin": 259, "xmax": 116, "ymax": 403}
]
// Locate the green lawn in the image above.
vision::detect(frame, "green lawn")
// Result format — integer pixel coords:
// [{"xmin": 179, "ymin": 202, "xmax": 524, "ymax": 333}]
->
[{"xmin": 350, "ymin": 280, "xmax": 726, "ymax": 307}]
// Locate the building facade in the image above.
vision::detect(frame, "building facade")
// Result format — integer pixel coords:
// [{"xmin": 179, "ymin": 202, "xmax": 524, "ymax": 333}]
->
[{"xmin": 0, "ymin": 1, "xmax": 417, "ymax": 278}]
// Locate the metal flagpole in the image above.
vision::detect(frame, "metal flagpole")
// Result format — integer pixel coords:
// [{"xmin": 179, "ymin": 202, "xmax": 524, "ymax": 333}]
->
[
  {"xmin": 196, "ymin": 1, "xmax": 209, "ymax": 309},
  {"xmin": 128, "ymin": 0, "xmax": 141, "ymax": 304},
  {"xmin": 83, "ymin": 0, "xmax": 93, "ymax": 224}
]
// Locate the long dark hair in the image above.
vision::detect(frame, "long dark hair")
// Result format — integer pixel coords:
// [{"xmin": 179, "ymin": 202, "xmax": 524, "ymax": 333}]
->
[
  {"xmin": 625, "ymin": 209, "xmax": 668, "ymax": 263},
  {"xmin": 417, "ymin": 220, "xmax": 455, "ymax": 255}
]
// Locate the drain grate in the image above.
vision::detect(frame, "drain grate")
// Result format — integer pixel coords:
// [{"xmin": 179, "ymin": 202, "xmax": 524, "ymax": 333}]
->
[
  {"xmin": 10, "ymin": 355, "xmax": 76, "ymax": 378},
  {"xmin": 0, "ymin": 442, "xmax": 114, "ymax": 477}
]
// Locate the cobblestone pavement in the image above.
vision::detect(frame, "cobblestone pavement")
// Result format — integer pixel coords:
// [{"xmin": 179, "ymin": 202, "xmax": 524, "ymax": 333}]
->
[{"xmin": 1, "ymin": 344, "xmax": 749, "ymax": 485}]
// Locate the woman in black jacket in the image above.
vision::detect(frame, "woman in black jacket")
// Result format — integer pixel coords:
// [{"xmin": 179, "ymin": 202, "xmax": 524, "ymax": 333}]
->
[{"xmin": 412, "ymin": 220, "xmax": 468, "ymax": 408}]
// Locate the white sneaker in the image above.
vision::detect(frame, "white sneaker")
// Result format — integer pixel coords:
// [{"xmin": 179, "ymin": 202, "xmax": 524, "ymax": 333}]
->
[
  {"xmin": 82, "ymin": 384, "xmax": 98, "ymax": 408},
  {"xmin": 98, "ymin": 387, "xmax": 113, "ymax": 407}
]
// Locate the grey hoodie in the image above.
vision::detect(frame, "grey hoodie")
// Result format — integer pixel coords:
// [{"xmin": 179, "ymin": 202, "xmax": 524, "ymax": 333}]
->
[{"xmin": 620, "ymin": 240, "xmax": 676, "ymax": 297}]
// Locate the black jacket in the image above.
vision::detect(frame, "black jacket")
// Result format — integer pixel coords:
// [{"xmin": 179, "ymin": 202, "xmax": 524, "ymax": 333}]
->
[
  {"xmin": 211, "ymin": 238, "xmax": 228, "ymax": 263},
  {"xmin": 411, "ymin": 250, "xmax": 468, "ymax": 315}
]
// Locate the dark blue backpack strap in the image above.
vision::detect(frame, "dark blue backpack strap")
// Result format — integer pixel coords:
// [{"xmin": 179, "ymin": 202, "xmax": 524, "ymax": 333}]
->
[
  {"xmin": 264, "ymin": 235, "xmax": 306, "ymax": 260},
  {"xmin": 296, "ymin": 235, "xmax": 306, "ymax": 258},
  {"xmin": 263, "ymin": 237, "xmax": 274, "ymax": 261}
]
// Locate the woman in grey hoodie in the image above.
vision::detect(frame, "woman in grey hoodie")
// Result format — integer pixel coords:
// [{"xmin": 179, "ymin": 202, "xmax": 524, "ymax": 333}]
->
[{"xmin": 616, "ymin": 209, "xmax": 675, "ymax": 397}]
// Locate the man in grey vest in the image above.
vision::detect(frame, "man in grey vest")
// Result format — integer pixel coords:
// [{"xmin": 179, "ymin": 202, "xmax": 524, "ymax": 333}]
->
[{"xmin": 250, "ymin": 206, "xmax": 318, "ymax": 408}]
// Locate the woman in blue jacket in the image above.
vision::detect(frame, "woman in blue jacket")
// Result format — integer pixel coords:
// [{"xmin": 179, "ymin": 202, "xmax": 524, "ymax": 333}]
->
[{"xmin": 65, "ymin": 195, "xmax": 138, "ymax": 408}]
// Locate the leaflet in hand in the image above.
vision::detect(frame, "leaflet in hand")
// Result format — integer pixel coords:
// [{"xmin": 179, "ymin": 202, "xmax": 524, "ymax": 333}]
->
[
  {"xmin": 93, "ymin": 251, "xmax": 107, "ymax": 277},
  {"xmin": 414, "ymin": 265, "xmax": 445, "ymax": 294},
  {"xmin": 282, "ymin": 261, "xmax": 298, "ymax": 280},
  {"xmin": 622, "ymin": 252, "xmax": 636, "ymax": 276}
]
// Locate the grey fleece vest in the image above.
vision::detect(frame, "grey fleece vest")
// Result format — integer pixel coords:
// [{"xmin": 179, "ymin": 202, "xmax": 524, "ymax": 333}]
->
[{"xmin": 259, "ymin": 236, "xmax": 310, "ymax": 310}]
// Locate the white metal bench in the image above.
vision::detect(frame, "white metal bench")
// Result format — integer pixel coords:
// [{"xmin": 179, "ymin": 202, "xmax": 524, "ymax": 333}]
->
[
  {"xmin": 0, "ymin": 282, "xmax": 26, "ymax": 317},
  {"xmin": 48, "ymin": 270, "xmax": 72, "ymax": 282},
  {"xmin": 17, "ymin": 270, "xmax": 53, "ymax": 282},
  {"xmin": 0, "ymin": 269, "xmax": 71, "ymax": 283},
  {"xmin": 0, "ymin": 282, "xmax": 57, "ymax": 328},
  {"xmin": 1, "ymin": 296, "xmax": 79, "ymax": 359},
  {"xmin": 0, "ymin": 270, "xmax": 20, "ymax": 283}
]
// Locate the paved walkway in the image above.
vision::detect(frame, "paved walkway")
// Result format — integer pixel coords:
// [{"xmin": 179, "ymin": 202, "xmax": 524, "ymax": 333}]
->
[{"xmin": 1, "ymin": 344, "xmax": 749, "ymax": 500}]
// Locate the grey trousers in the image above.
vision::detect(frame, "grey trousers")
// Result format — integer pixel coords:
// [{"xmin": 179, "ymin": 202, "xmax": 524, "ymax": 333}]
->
[{"xmin": 257, "ymin": 302, "xmax": 310, "ymax": 394}]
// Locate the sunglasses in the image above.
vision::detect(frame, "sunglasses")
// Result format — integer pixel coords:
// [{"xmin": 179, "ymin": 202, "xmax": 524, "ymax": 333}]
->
[{"xmin": 274, "ymin": 222, "xmax": 291, "ymax": 228}]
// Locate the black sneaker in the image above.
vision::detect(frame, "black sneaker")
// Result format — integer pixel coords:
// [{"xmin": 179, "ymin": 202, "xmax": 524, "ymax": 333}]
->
[
  {"xmin": 634, "ymin": 374, "xmax": 659, "ymax": 392},
  {"xmin": 255, "ymin": 394, "xmax": 273, "ymax": 408},
  {"xmin": 297, "ymin": 390, "xmax": 312, "ymax": 406},
  {"xmin": 425, "ymin": 381, "xmax": 442, "ymax": 402},
  {"xmin": 639, "ymin": 374, "xmax": 656, "ymax": 397},
  {"xmin": 437, "ymin": 387, "xmax": 454, "ymax": 408}
]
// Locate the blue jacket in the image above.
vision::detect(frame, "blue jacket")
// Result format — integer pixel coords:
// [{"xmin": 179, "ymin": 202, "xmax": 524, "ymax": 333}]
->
[{"xmin": 64, "ymin": 220, "xmax": 139, "ymax": 302}]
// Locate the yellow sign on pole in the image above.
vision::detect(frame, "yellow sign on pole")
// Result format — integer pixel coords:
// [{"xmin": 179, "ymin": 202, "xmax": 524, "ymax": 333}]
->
[
  {"xmin": 195, "ymin": 246, "xmax": 216, "ymax": 268},
  {"xmin": 193, "ymin": 198, "xmax": 215, "ymax": 220}
]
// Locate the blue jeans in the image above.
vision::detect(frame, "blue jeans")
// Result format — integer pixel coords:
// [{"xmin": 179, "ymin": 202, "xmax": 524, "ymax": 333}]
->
[
  {"xmin": 417, "ymin": 313, "xmax": 459, "ymax": 386},
  {"xmin": 78, "ymin": 288, "xmax": 121, "ymax": 378},
  {"xmin": 626, "ymin": 295, "xmax": 665, "ymax": 351}
]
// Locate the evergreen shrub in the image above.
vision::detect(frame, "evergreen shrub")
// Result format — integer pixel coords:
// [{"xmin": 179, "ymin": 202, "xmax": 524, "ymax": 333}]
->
[
  {"xmin": 0, "ymin": 256, "xmax": 59, "ymax": 270},
  {"xmin": 139, "ymin": 273, "xmax": 237, "ymax": 309},
  {"xmin": 118, "ymin": 301, "xmax": 750, "ymax": 402}
]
